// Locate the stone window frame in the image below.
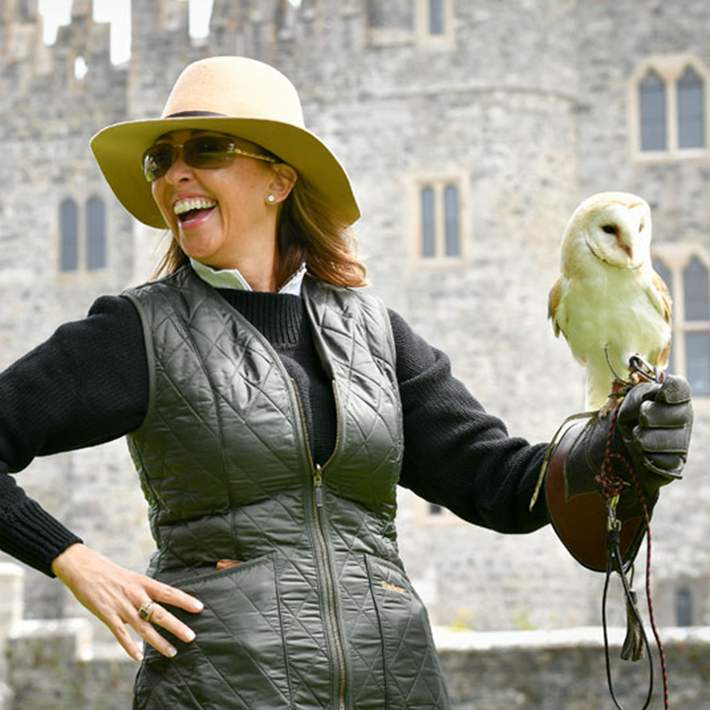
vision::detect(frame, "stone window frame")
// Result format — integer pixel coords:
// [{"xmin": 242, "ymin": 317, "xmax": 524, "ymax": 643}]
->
[
  {"xmin": 414, "ymin": 0, "xmax": 455, "ymax": 47},
  {"xmin": 651, "ymin": 243, "xmax": 710, "ymax": 398},
  {"xmin": 404, "ymin": 168, "xmax": 469, "ymax": 268},
  {"xmin": 628, "ymin": 54, "xmax": 710, "ymax": 162},
  {"xmin": 366, "ymin": 0, "xmax": 454, "ymax": 48},
  {"xmin": 56, "ymin": 190, "xmax": 110, "ymax": 278}
]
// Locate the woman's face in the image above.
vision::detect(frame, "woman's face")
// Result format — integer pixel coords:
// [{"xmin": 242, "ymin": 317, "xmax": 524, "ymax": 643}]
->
[{"xmin": 150, "ymin": 129, "xmax": 282, "ymax": 268}]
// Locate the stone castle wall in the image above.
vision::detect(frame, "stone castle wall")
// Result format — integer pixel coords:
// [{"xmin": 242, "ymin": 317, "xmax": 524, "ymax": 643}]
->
[
  {"xmin": 2, "ymin": 563, "xmax": 710, "ymax": 709},
  {"xmin": 0, "ymin": 0, "xmax": 708, "ymax": 679}
]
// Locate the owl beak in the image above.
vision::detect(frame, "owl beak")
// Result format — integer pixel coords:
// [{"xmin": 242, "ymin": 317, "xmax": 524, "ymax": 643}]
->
[
  {"xmin": 617, "ymin": 239, "xmax": 633, "ymax": 261},
  {"xmin": 612, "ymin": 226, "xmax": 634, "ymax": 262}
]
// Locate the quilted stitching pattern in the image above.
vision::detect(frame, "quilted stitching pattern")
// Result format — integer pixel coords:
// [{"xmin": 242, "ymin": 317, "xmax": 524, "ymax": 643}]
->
[
  {"xmin": 123, "ymin": 267, "xmax": 449, "ymax": 709},
  {"xmin": 134, "ymin": 555, "xmax": 291, "ymax": 710}
]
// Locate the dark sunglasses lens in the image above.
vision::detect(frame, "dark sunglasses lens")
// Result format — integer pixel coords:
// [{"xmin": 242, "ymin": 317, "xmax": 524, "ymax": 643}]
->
[
  {"xmin": 184, "ymin": 135, "xmax": 235, "ymax": 168},
  {"xmin": 143, "ymin": 144, "xmax": 175, "ymax": 182}
]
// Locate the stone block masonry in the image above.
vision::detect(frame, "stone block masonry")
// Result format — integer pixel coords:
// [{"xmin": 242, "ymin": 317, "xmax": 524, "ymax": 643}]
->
[
  {"xmin": 0, "ymin": 0, "xmax": 709, "ymax": 693},
  {"xmin": 4, "ymin": 561, "xmax": 710, "ymax": 709}
]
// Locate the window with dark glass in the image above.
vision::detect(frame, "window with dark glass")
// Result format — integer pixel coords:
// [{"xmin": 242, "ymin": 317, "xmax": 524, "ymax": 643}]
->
[
  {"xmin": 420, "ymin": 185, "xmax": 436, "ymax": 257},
  {"xmin": 428, "ymin": 0, "xmax": 444, "ymax": 35},
  {"xmin": 640, "ymin": 70, "xmax": 667, "ymax": 151},
  {"xmin": 60, "ymin": 198, "xmax": 79, "ymax": 272},
  {"xmin": 251, "ymin": 19, "xmax": 262, "ymax": 56},
  {"xmin": 675, "ymin": 586, "xmax": 693, "ymax": 627},
  {"xmin": 86, "ymin": 196, "xmax": 107, "ymax": 271},
  {"xmin": 683, "ymin": 255, "xmax": 709, "ymax": 320},
  {"xmin": 683, "ymin": 256, "xmax": 710, "ymax": 395},
  {"xmin": 443, "ymin": 184, "xmax": 460, "ymax": 256},
  {"xmin": 652, "ymin": 257, "xmax": 675, "ymax": 372},
  {"xmin": 677, "ymin": 66, "xmax": 705, "ymax": 149}
]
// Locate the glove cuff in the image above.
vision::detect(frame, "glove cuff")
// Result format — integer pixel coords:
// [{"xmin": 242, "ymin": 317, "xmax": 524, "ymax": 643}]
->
[{"xmin": 544, "ymin": 416, "xmax": 653, "ymax": 573}]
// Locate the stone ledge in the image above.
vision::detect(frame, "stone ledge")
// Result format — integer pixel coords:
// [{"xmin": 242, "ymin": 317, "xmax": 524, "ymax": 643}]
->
[
  {"xmin": 8, "ymin": 617, "xmax": 94, "ymax": 662},
  {"xmin": 433, "ymin": 624, "xmax": 710, "ymax": 650}
]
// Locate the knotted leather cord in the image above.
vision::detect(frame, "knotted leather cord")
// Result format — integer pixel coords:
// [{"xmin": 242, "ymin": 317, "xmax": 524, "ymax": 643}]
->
[{"xmin": 597, "ymin": 378, "xmax": 670, "ymax": 710}]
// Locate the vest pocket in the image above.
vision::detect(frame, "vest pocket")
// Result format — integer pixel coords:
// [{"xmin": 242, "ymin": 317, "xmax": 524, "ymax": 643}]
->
[
  {"xmin": 365, "ymin": 554, "xmax": 450, "ymax": 710},
  {"xmin": 133, "ymin": 552, "xmax": 292, "ymax": 710}
]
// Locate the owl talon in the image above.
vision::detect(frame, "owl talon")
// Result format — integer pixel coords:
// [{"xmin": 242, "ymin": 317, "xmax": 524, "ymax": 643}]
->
[
  {"xmin": 597, "ymin": 401, "xmax": 614, "ymax": 419},
  {"xmin": 629, "ymin": 371, "xmax": 645, "ymax": 386},
  {"xmin": 599, "ymin": 379, "xmax": 632, "ymax": 418}
]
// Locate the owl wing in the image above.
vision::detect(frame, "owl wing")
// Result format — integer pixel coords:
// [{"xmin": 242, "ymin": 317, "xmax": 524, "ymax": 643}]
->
[
  {"xmin": 646, "ymin": 269, "xmax": 672, "ymax": 324},
  {"xmin": 645, "ymin": 269, "xmax": 673, "ymax": 368},
  {"xmin": 548, "ymin": 277, "xmax": 567, "ymax": 339}
]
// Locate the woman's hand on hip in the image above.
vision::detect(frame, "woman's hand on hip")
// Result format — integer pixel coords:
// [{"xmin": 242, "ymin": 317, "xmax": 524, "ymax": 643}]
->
[{"xmin": 51, "ymin": 542, "xmax": 204, "ymax": 662}]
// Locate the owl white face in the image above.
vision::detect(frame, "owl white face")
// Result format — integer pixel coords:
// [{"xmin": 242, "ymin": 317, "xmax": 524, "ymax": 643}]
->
[{"xmin": 568, "ymin": 193, "xmax": 652, "ymax": 270}]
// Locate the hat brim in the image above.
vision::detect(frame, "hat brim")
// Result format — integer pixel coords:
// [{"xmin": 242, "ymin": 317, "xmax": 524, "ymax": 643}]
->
[{"xmin": 90, "ymin": 116, "xmax": 361, "ymax": 229}]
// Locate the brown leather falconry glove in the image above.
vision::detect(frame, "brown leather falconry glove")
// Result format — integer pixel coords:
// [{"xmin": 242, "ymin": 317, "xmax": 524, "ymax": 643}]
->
[{"xmin": 540, "ymin": 374, "xmax": 693, "ymax": 572}]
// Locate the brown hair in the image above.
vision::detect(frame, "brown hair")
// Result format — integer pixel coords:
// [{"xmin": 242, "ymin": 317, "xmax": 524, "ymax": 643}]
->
[{"xmin": 150, "ymin": 152, "xmax": 368, "ymax": 289}]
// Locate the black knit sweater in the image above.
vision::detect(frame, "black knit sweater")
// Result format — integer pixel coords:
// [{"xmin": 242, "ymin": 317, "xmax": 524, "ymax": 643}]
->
[{"xmin": 0, "ymin": 282, "xmax": 550, "ymax": 578}]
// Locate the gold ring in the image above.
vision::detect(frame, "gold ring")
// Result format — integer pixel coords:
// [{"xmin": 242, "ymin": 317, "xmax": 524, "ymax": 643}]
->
[{"xmin": 138, "ymin": 600, "xmax": 156, "ymax": 622}]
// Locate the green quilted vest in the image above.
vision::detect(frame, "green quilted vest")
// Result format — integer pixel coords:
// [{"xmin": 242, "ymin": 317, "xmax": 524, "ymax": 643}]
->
[{"xmin": 123, "ymin": 265, "xmax": 450, "ymax": 710}]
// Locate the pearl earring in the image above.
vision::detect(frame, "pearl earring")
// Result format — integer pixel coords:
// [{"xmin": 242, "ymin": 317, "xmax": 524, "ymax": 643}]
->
[{"xmin": 265, "ymin": 194, "xmax": 276, "ymax": 205}]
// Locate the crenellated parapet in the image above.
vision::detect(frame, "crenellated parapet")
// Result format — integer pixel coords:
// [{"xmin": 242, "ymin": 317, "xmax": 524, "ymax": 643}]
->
[{"xmin": 1, "ymin": 0, "xmax": 124, "ymax": 128}]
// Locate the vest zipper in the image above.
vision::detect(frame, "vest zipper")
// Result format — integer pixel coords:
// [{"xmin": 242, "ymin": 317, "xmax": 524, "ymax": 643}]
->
[{"xmin": 289, "ymin": 377, "xmax": 348, "ymax": 710}]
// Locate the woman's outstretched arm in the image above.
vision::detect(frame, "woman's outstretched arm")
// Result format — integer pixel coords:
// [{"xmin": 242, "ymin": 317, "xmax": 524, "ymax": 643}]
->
[
  {"xmin": 0, "ymin": 296, "xmax": 204, "ymax": 662},
  {"xmin": 0, "ymin": 294, "xmax": 148, "ymax": 576}
]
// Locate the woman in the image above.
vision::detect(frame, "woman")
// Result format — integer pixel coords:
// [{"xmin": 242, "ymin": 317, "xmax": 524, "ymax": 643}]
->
[{"xmin": 0, "ymin": 56, "xmax": 692, "ymax": 709}]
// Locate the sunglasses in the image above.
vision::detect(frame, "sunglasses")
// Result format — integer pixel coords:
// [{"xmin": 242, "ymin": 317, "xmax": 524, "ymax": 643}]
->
[{"xmin": 142, "ymin": 133, "xmax": 279, "ymax": 183}]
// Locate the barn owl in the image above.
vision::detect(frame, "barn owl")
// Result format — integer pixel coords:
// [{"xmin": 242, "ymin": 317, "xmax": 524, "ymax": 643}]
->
[{"xmin": 548, "ymin": 192, "xmax": 672, "ymax": 412}]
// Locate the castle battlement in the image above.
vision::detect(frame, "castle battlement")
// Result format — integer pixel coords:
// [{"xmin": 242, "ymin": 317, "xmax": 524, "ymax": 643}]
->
[{"xmin": 1, "ymin": 0, "xmax": 120, "ymax": 115}]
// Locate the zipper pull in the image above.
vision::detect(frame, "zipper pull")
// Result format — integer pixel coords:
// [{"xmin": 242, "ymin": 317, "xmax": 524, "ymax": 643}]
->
[{"xmin": 313, "ymin": 463, "xmax": 323, "ymax": 508}]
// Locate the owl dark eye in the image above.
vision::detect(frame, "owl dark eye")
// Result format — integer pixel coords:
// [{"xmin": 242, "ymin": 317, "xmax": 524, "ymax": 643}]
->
[{"xmin": 601, "ymin": 224, "xmax": 618, "ymax": 235}]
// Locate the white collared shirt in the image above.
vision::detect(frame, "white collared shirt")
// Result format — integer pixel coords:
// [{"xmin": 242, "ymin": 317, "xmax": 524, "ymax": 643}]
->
[{"xmin": 189, "ymin": 257, "xmax": 307, "ymax": 295}]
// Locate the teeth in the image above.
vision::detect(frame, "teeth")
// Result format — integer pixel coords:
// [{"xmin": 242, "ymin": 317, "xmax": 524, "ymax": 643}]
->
[{"xmin": 173, "ymin": 198, "xmax": 217, "ymax": 215}]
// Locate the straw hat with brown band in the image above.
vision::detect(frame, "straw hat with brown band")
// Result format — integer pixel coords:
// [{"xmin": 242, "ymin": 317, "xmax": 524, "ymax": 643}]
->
[{"xmin": 90, "ymin": 55, "xmax": 361, "ymax": 229}]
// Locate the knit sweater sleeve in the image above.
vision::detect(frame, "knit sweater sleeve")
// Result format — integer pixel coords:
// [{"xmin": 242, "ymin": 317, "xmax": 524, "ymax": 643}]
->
[
  {"xmin": 0, "ymin": 295, "xmax": 148, "ymax": 577},
  {"xmin": 389, "ymin": 308, "xmax": 550, "ymax": 533}
]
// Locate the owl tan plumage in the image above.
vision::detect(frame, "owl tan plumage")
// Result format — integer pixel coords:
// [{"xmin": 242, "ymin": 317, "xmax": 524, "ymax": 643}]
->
[{"xmin": 548, "ymin": 192, "xmax": 672, "ymax": 411}]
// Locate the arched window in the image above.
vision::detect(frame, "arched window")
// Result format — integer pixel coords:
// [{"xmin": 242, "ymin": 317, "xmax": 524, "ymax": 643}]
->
[
  {"xmin": 420, "ymin": 185, "xmax": 436, "ymax": 257},
  {"xmin": 652, "ymin": 257, "xmax": 675, "ymax": 372},
  {"xmin": 443, "ymin": 183, "xmax": 460, "ymax": 256},
  {"xmin": 428, "ymin": 0, "xmax": 444, "ymax": 35},
  {"xmin": 416, "ymin": 178, "xmax": 465, "ymax": 260},
  {"xmin": 683, "ymin": 256, "xmax": 710, "ymax": 395},
  {"xmin": 86, "ymin": 196, "xmax": 107, "ymax": 271},
  {"xmin": 677, "ymin": 66, "xmax": 705, "ymax": 149},
  {"xmin": 59, "ymin": 198, "xmax": 79, "ymax": 272},
  {"xmin": 675, "ymin": 586, "xmax": 693, "ymax": 627},
  {"xmin": 639, "ymin": 70, "xmax": 667, "ymax": 151}
]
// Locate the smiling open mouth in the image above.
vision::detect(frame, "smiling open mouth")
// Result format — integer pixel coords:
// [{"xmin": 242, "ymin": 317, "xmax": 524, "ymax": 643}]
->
[
  {"xmin": 178, "ymin": 206, "xmax": 216, "ymax": 223},
  {"xmin": 174, "ymin": 197, "xmax": 218, "ymax": 227}
]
